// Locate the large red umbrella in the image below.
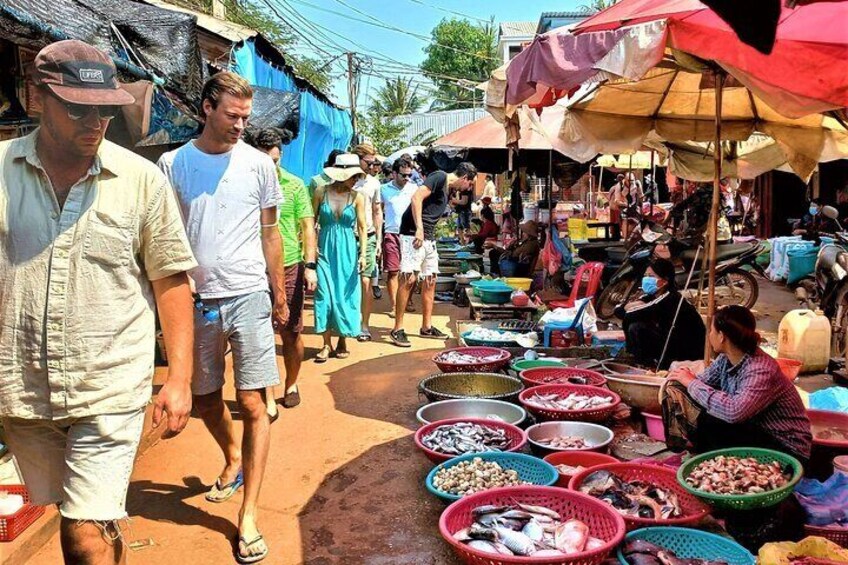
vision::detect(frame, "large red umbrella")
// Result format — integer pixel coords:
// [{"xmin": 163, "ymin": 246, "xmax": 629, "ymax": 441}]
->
[{"xmin": 574, "ymin": 0, "xmax": 848, "ymax": 117}]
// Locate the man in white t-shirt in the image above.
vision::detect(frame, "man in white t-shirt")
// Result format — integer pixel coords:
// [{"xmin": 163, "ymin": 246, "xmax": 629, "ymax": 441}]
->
[
  {"xmin": 352, "ymin": 143, "xmax": 384, "ymax": 342},
  {"xmin": 158, "ymin": 71, "xmax": 283, "ymax": 564},
  {"xmin": 381, "ymin": 156, "xmax": 418, "ymax": 314}
]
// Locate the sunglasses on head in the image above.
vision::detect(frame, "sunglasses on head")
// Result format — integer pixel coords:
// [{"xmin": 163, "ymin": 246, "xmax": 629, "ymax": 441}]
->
[{"xmin": 56, "ymin": 98, "xmax": 121, "ymax": 121}]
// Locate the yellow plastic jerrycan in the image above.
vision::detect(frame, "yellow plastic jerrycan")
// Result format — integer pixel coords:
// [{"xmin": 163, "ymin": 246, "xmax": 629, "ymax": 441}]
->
[{"xmin": 777, "ymin": 309, "xmax": 831, "ymax": 373}]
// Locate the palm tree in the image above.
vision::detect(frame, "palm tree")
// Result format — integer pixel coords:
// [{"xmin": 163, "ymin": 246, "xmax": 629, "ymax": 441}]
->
[
  {"xmin": 579, "ymin": 0, "xmax": 618, "ymax": 13},
  {"xmin": 370, "ymin": 78, "xmax": 424, "ymax": 117}
]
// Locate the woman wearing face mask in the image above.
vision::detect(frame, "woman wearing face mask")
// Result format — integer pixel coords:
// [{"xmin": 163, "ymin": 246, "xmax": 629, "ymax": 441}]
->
[
  {"xmin": 793, "ymin": 199, "xmax": 838, "ymax": 240},
  {"xmin": 665, "ymin": 305, "xmax": 811, "ymax": 463},
  {"xmin": 615, "ymin": 258, "xmax": 706, "ymax": 369}
]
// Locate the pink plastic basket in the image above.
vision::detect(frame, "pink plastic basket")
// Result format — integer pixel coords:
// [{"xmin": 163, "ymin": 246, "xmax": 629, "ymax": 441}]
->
[
  {"xmin": 433, "ymin": 347, "xmax": 512, "ymax": 373},
  {"xmin": 414, "ymin": 418, "xmax": 527, "ymax": 463},
  {"xmin": 569, "ymin": 463, "xmax": 710, "ymax": 531},
  {"xmin": 439, "ymin": 485, "xmax": 626, "ymax": 565},
  {"xmin": 519, "ymin": 367, "xmax": 607, "ymax": 388},
  {"xmin": 519, "ymin": 384, "xmax": 620, "ymax": 422}
]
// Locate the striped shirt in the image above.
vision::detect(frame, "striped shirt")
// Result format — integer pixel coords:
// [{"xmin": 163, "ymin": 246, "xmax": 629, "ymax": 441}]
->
[{"xmin": 688, "ymin": 349, "xmax": 812, "ymax": 459}]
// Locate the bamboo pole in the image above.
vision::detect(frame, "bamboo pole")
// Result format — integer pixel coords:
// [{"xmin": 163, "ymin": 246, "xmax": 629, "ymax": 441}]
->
[{"xmin": 704, "ymin": 72, "xmax": 726, "ymax": 362}]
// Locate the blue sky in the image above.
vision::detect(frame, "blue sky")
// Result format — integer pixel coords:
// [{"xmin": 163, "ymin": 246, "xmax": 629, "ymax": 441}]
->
[{"xmin": 276, "ymin": 0, "xmax": 588, "ymax": 109}]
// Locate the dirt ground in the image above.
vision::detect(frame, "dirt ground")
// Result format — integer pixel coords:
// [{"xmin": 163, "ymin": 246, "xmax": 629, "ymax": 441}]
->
[{"xmin": 26, "ymin": 279, "xmax": 833, "ymax": 564}]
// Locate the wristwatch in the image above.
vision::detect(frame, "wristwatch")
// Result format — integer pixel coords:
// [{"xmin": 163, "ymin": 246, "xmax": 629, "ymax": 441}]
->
[{"xmin": 304, "ymin": 262, "xmax": 317, "ymax": 270}]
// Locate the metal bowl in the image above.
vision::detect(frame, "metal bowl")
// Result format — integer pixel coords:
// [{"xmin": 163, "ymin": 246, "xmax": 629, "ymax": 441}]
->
[
  {"xmin": 435, "ymin": 276, "xmax": 457, "ymax": 293},
  {"xmin": 526, "ymin": 421, "xmax": 614, "ymax": 456},
  {"xmin": 604, "ymin": 373, "xmax": 665, "ymax": 413},
  {"xmin": 416, "ymin": 399, "xmax": 527, "ymax": 426},
  {"xmin": 418, "ymin": 372, "xmax": 524, "ymax": 403}
]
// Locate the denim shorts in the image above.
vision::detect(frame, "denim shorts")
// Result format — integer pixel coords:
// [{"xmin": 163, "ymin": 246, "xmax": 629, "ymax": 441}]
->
[
  {"xmin": 193, "ymin": 290, "xmax": 281, "ymax": 396},
  {"xmin": 2, "ymin": 409, "xmax": 145, "ymax": 521}
]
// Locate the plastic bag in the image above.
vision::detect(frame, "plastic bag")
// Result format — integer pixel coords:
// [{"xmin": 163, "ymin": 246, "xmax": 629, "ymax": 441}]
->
[
  {"xmin": 540, "ymin": 298, "xmax": 598, "ymax": 335},
  {"xmin": 795, "ymin": 473, "xmax": 848, "ymax": 526},
  {"xmin": 758, "ymin": 536, "xmax": 848, "ymax": 564},
  {"xmin": 810, "ymin": 388, "xmax": 848, "ymax": 413}
]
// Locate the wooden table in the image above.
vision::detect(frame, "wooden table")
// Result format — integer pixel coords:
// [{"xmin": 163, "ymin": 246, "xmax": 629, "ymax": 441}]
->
[{"xmin": 465, "ymin": 288, "xmax": 538, "ymax": 321}]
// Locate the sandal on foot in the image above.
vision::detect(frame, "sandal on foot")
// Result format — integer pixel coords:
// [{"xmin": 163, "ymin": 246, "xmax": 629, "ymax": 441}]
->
[
  {"xmin": 236, "ymin": 534, "xmax": 268, "ymax": 564},
  {"xmin": 205, "ymin": 469, "xmax": 243, "ymax": 503},
  {"xmin": 283, "ymin": 388, "xmax": 301, "ymax": 408},
  {"xmin": 315, "ymin": 346, "xmax": 332, "ymax": 363},
  {"xmin": 334, "ymin": 349, "xmax": 350, "ymax": 359},
  {"xmin": 357, "ymin": 329, "xmax": 372, "ymax": 342}
]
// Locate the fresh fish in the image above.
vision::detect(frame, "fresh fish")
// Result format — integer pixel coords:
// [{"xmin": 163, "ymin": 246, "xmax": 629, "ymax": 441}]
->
[
  {"xmin": 452, "ymin": 527, "xmax": 471, "ymax": 542},
  {"xmin": 466, "ymin": 540, "xmax": 502, "ymax": 554},
  {"xmin": 525, "ymin": 391, "xmax": 614, "ymax": 411},
  {"xmin": 579, "ymin": 470, "xmax": 621, "ymax": 493},
  {"xmin": 580, "ymin": 472, "xmax": 682, "ymax": 520},
  {"xmin": 521, "ymin": 519, "xmax": 545, "ymax": 542},
  {"xmin": 516, "ymin": 503, "xmax": 561, "ymax": 520},
  {"xmin": 586, "ymin": 537, "xmax": 606, "ymax": 550},
  {"xmin": 468, "ymin": 523, "xmax": 498, "ymax": 541},
  {"xmin": 422, "ymin": 422, "xmax": 512, "ymax": 455},
  {"xmin": 554, "ymin": 519, "xmax": 588, "ymax": 554},
  {"xmin": 472, "ymin": 504, "xmax": 510, "ymax": 518},
  {"xmin": 493, "ymin": 526, "xmax": 536, "ymax": 556}
]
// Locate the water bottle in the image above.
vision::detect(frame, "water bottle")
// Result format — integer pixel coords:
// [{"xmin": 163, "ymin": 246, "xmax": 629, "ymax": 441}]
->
[{"xmin": 193, "ymin": 294, "xmax": 220, "ymax": 322}]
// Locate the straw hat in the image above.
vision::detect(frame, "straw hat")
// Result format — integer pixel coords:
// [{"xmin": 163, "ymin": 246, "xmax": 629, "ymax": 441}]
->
[
  {"xmin": 324, "ymin": 153, "xmax": 365, "ymax": 182},
  {"xmin": 519, "ymin": 220, "xmax": 538, "ymax": 237}
]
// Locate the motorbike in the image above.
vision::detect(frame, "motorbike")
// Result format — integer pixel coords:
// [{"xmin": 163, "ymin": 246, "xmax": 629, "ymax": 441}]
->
[
  {"xmin": 595, "ymin": 222, "xmax": 765, "ymax": 320},
  {"xmin": 795, "ymin": 206, "xmax": 848, "ymax": 354}
]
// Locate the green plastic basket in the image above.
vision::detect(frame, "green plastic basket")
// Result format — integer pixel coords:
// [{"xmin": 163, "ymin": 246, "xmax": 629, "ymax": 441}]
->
[{"xmin": 677, "ymin": 447, "xmax": 803, "ymax": 511}]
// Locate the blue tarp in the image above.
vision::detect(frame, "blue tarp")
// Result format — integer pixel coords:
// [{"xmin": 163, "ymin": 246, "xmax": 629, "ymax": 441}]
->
[{"xmin": 231, "ymin": 39, "xmax": 353, "ymax": 182}]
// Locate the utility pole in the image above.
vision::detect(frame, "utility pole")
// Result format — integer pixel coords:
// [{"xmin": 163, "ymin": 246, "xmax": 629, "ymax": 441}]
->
[{"xmin": 347, "ymin": 52, "xmax": 358, "ymax": 135}]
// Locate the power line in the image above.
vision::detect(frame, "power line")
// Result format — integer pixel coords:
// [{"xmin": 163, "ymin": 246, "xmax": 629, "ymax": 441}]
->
[
  {"xmin": 299, "ymin": 0, "xmax": 500, "ymax": 63},
  {"xmin": 403, "ymin": 0, "xmax": 491, "ymax": 24}
]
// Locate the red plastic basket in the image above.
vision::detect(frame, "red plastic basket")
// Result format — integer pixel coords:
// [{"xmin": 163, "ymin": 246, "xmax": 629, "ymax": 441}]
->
[
  {"xmin": 439, "ymin": 485, "xmax": 626, "ymax": 565},
  {"xmin": 0, "ymin": 486, "xmax": 45, "ymax": 542},
  {"xmin": 543, "ymin": 452, "xmax": 619, "ymax": 488},
  {"xmin": 804, "ymin": 524, "xmax": 848, "ymax": 548},
  {"xmin": 520, "ymin": 367, "xmax": 607, "ymax": 388},
  {"xmin": 519, "ymin": 384, "xmax": 620, "ymax": 422},
  {"xmin": 414, "ymin": 418, "xmax": 528, "ymax": 464},
  {"xmin": 808, "ymin": 409, "xmax": 848, "ymax": 449},
  {"xmin": 433, "ymin": 347, "xmax": 512, "ymax": 373},
  {"xmin": 568, "ymin": 463, "xmax": 710, "ymax": 531}
]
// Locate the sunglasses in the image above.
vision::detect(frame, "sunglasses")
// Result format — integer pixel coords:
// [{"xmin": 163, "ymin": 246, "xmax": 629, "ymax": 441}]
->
[
  {"xmin": 57, "ymin": 98, "xmax": 121, "ymax": 121},
  {"xmin": 398, "ymin": 173, "xmax": 412, "ymax": 179}
]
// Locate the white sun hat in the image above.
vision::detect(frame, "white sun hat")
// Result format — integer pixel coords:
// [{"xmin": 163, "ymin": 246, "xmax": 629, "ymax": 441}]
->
[{"xmin": 324, "ymin": 153, "xmax": 365, "ymax": 182}]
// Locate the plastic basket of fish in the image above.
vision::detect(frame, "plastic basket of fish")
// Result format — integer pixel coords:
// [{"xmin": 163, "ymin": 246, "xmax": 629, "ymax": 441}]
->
[
  {"xmin": 617, "ymin": 527, "xmax": 755, "ymax": 565},
  {"xmin": 803, "ymin": 524, "xmax": 848, "ymax": 549},
  {"xmin": 439, "ymin": 485, "xmax": 627, "ymax": 565},
  {"xmin": 414, "ymin": 418, "xmax": 528, "ymax": 464},
  {"xmin": 434, "ymin": 347, "xmax": 513, "ymax": 374},
  {"xmin": 519, "ymin": 385, "xmax": 620, "ymax": 423},
  {"xmin": 519, "ymin": 368, "xmax": 607, "ymax": 389},
  {"xmin": 569, "ymin": 463, "xmax": 711, "ymax": 531},
  {"xmin": 676, "ymin": 448, "xmax": 804, "ymax": 511},
  {"xmin": 426, "ymin": 452, "xmax": 559, "ymax": 503}
]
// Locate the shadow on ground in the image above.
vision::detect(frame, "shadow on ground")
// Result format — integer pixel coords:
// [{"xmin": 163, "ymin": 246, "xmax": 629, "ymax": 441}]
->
[{"xmin": 298, "ymin": 436, "xmax": 459, "ymax": 565}]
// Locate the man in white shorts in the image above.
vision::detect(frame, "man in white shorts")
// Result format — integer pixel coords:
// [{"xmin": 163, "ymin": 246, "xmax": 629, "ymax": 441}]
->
[
  {"xmin": 158, "ymin": 71, "xmax": 286, "ymax": 564},
  {"xmin": 390, "ymin": 162, "xmax": 477, "ymax": 347},
  {"xmin": 0, "ymin": 40, "xmax": 196, "ymax": 564}
]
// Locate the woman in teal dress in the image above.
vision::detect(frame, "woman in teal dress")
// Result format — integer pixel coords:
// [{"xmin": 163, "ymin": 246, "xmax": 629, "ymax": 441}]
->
[{"xmin": 313, "ymin": 153, "xmax": 368, "ymax": 362}]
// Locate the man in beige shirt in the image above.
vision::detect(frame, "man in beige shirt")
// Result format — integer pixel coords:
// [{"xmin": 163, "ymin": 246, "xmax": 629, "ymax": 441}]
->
[{"xmin": 0, "ymin": 40, "xmax": 196, "ymax": 565}]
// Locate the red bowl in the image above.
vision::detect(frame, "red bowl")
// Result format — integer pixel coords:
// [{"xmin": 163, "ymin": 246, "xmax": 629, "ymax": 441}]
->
[
  {"xmin": 520, "ymin": 367, "xmax": 607, "ymax": 388},
  {"xmin": 433, "ymin": 346, "xmax": 512, "ymax": 373},
  {"xmin": 519, "ymin": 384, "xmax": 620, "ymax": 422},
  {"xmin": 776, "ymin": 358, "xmax": 803, "ymax": 380},
  {"xmin": 568, "ymin": 463, "xmax": 711, "ymax": 531},
  {"xmin": 414, "ymin": 417, "xmax": 527, "ymax": 464},
  {"xmin": 543, "ymin": 452, "xmax": 619, "ymax": 488},
  {"xmin": 808, "ymin": 409, "xmax": 848, "ymax": 448},
  {"xmin": 439, "ymin": 485, "xmax": 626, "ymax": 565}
]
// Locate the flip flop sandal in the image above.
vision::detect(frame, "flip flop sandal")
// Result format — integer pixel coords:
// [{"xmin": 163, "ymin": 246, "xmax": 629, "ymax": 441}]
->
[
  {"xmin": 357, "ymin": 330, "xmax": 372, "ymax": 342},
  {"xmin": 283, "ymin": 389, "xmax": 301, "ymax": 409},
  {"xmin": 205, "ymin": 469, "xmax": 243, "ymax": 503},
  {"xmin": 315, "ymin": 347, "xmax": 332, "ymax": 363},
  {"xmin": 236, "ymin": 534, "xmax": 268, "ymax": 564},
  {"xmin": 335, "ymin": 350, "xmax": 350, "ymax": 359}
]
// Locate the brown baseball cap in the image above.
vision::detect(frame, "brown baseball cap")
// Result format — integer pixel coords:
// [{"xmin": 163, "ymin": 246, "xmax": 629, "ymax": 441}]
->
[{"xmin": 32, "ymin": 40, "xmax": 135, "ymax": 106}]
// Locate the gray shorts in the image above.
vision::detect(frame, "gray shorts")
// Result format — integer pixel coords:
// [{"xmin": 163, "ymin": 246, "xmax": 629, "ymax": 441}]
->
[
  {"xmin": 2, "ymin": 409, "xmax": 145, "ymax": 521},
  {"xmin": 193, "ymin": 290, "xmax": 280, "ymax": 396}
]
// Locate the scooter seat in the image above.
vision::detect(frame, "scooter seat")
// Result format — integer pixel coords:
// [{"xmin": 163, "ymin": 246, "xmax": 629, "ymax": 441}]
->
[{"xmin": 679, "ymin": 242, "xmax": 756, "ymax": 263}]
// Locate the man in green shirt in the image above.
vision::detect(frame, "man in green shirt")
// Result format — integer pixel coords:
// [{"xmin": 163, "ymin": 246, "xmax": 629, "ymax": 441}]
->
[{"xmin": 250, "ymin": 129, "xmax": 317, "ymax": 408}]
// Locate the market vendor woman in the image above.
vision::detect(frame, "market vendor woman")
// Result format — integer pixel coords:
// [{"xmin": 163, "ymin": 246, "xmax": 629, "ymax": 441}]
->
[
  {"xmin": 615, "ymin": 259, "xmax": 705, "ymax": 369},
  {"xmin": 665, "ymin": 305, "xmax": 812, "ymax": 464}
]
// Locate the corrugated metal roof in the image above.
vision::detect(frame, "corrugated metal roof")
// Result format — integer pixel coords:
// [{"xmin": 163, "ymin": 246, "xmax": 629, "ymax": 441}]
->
[
  {"xmin": 539, "ymin": 11, "xmax": 591, "ymax": 18},
  {"xmin": 388, "ymin": 108, "xmax": 490, "ymax": 144},
  {"xmin": 144, "ymin": 0, "xmax": 256, "ymax": 42},
  {"xmin": 498, "ymin": 21, "xmax": 536, "ymax": 38}
]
